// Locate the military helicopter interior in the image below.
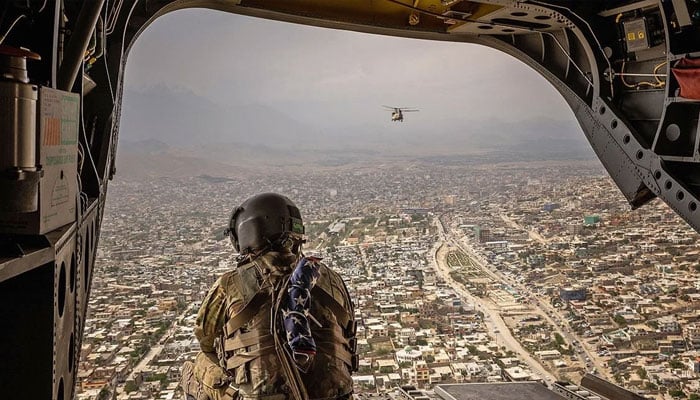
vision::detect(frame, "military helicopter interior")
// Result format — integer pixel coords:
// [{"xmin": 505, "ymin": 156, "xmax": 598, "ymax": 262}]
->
[{"xmin": 1, "ymin": 0, "xmax": 700, "ymax": 398}]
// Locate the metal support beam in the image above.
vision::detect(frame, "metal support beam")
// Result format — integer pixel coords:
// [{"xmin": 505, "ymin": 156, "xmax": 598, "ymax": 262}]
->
[{"xmin": 56, "ymin": 0, "xmax": 105, "ymax": 91}]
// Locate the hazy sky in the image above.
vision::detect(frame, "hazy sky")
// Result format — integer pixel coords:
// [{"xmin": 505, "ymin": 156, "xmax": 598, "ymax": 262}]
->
[{"xmin": 122, "ymin": 8, "xmax": 582, "ymax": 146}]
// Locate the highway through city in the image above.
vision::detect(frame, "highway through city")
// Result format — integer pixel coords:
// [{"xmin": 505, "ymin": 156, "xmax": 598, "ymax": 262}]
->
[
  {"xmin": 434, "ymin": 215, "xmax": 611, "ymax": 382},
  {"xmin": 455, "ymin": 233, "xmax": 611, "ymax": 380},
  {"xmin": 433, "ymin": 218, "xmax": 557, "ymax": 383},
  {"xmin": 129, "ymin": 305, "xmax": 195, "ymax": 381}
]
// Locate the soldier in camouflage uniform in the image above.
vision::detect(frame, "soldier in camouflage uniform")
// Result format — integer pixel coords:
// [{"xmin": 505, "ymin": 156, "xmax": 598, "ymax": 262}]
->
[{"xmin": 181, "ymin": 193, "xmax": 357, "ymax": 400}]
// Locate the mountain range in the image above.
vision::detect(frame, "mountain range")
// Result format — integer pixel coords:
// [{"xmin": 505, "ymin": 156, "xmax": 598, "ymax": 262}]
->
[{"xmin": 115, "ymin": 85, "xmax": 595, "ymax": 177}]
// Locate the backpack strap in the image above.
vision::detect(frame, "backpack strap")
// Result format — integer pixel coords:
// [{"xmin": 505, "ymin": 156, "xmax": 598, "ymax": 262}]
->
[
  {"xmin": 224, "ymin": 330, "xmax": 274, "ymax": 352},
  {"xmin": 313, "ymin": 265, "xmax": 354, "ymax": 327},
  {"xmin": 223, "ymin": 289, "xmax": 269, "ymax": 336},
  {"xmin": 233, "ymin": 261, "xmax": 263, "ymax": 302},
  {"xmin": 224, "ymin": 261, "xmax": 270, "ymax": 336},
  {"xmin": 312, "ymin": 266, "xmax": 358, "ymax": 371},
  {"xmin": 272, "ymin": 277, "xmax": 310, "ymax": 400},
  {"xmin": 314, "ymin": 325, "xmax": 355, "ymax": 368}
]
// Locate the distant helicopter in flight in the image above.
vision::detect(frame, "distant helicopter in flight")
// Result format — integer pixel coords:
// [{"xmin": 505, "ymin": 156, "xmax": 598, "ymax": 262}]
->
[{"xmin": 383, "ymin": 106, "xmax": 419, "ymax": 122}]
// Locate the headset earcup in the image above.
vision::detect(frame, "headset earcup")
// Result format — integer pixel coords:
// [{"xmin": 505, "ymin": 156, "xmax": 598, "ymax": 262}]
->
[{"xmin": 229, "ymin": 206, "xmax": 243, "ymax": 251}]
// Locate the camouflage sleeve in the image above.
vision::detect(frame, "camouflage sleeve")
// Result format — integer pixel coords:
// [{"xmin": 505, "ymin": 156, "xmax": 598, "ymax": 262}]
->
[
  {"xmin": 195, "ymin": 278, "xmax": 228, "ymax": 353},
  {"xmin": 195, "ymin": 271, "xmax": 243, "ymax": 353}
]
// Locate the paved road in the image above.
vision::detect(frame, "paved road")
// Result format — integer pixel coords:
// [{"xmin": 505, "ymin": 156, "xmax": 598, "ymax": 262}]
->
[
  {"xmin": 431, "ymin": 231, "xmax": 556, "ymax": 383},
  {"xmin": 500, "ymin": 214, "xmax": 548, "ymax": 245},
  {"xmin": 129, "ymin": 305, "xmax": 194, "ymax": 380},
  {"xmin": 457, "ymin": 234, "xmax": 610, "ymax": 380},
  {"xmin": 441, "ymin": 216, "xmax": 613, "ymax": 382},
  {"xmin": 530, "ymin": 293, "xmax": 611, "ymax": 380},
  {"xmin": 527, "ymin": 291, "xmax": 607, "ymax": 378},
  {"xmin": 130, "ymin": 344, "xmax": 164, "ymax": 379}
]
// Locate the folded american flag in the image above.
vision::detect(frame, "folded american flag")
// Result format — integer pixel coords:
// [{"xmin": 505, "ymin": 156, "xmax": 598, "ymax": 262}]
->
[{"xmin": 283, "ymin": 256, "xmax": 322, "ymax": 361}]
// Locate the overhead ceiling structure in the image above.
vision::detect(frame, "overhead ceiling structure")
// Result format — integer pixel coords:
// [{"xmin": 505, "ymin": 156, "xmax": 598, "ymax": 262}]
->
[{"xmin": 0, "ymin": 1, "xmax": 699, "ymax": 398}]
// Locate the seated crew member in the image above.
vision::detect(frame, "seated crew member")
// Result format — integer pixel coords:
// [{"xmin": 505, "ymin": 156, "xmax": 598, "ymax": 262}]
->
[{"xmin": 181, "ymin": 193, "xmax": 357, "ymax": 400}]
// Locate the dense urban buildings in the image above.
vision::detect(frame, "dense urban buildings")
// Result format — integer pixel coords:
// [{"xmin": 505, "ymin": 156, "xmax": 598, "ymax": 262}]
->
[{"xmin": 75, "ymin": 159, "xmax": 700, "ymax": 400}]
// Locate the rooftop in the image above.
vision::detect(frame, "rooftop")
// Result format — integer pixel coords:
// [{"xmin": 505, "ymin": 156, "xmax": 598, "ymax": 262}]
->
[{"xmin": 435, "ymin": 382, "xmax": 565, "ymax": 400}]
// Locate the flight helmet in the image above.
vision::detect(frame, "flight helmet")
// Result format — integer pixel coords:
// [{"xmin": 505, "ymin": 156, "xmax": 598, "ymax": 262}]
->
[{"xmin": 226, "ymin": 193, "xmax": 305, "ymax": 255}]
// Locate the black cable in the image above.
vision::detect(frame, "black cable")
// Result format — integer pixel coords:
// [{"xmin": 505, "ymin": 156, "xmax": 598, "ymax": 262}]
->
[
  {"xmin": 0, "ymin": 2, "xmax": 9, "ymax": 31},
  {"xmin": 0, "ymin": 13, "xmax": 25, "ymax": 44},
  {"xmin": 37, "ymin": 0, "xmax": 48, "ymax": 14}
]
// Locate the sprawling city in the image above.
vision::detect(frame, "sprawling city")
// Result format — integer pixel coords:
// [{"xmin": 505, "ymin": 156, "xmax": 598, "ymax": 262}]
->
[{"xmin": 74, "ymin": 159, "xmax": 700, "ymax": 400}]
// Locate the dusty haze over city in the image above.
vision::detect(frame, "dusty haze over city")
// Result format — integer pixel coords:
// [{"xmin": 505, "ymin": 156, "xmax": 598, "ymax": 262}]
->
[
  {"xmin": 118, "ymin": 9, "xmax": 593, "ymax": 171},
  {"xmin": 76, "ymin": 8, "xmax": 700, "ymax": 400}
]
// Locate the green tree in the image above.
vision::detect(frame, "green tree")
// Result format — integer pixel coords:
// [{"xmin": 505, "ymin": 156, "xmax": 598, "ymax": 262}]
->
[
  {"xmin": 669, "ymin": 359, "xmax": 685, "ymax": 369},
  {"xmin": 554, "ymin": 333, "xmax": 565, "ymax": 346},
  {"xmin": 637, "ymin": 367, "xmax": 647, "ymax": 380},
  {"xmin": 145, "ymin": 373, "xmax": 168, "ymax": 382},
  {"xmin": 376, "ymin": 348, "xmax": 391, "ymax": 356},
  {"xmin": 613, "ymin": 315, "xmax": 627, "ymax": 327},
  {"xmin": 124, "ymin": 381, "xmax": 138, "ymax": 393},
  {"xmin": 98, "ymin": 388, "xmax": 110, "ymax": 400},
  {"xmin": 669, "ymin": 389, "xmax": 686, "ymax": 398},
  {"xmin": 668, "ymin": 358, "xmax": 685, "ymax": 369}
]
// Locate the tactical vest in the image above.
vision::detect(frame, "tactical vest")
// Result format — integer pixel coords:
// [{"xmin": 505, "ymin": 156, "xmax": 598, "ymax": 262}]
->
[{"xmin": 217, "ymin": 258, "xmax": 357, "ymax": 400}]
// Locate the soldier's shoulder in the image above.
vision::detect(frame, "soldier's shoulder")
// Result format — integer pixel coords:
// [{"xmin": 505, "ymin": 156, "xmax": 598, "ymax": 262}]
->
[
  {"xmin": 316, "ymin": 262, "xmax": 350, "ymax": 295},
  {"xmin": 218, "ymin": 268, "xmax": 239, "ymax": 283},
  {"xmin": 316, "ymin": 262, "xmax": 343, "ymax": 282},
  {"xmin": 317, "ymin": 261, "xmax": 339, "ymax": 275},
  {"xmin": 217, "ymin": 269, "xmax": 243, "ymax": 296}
]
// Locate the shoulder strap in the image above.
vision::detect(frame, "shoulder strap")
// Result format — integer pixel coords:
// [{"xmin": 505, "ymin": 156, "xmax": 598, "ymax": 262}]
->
[
  {"xmin": 313, "ymin": 265, "xmax": 354, "ymax": 329},
  {"xmin": 224, "ymin": 289, "xmax": 269, "ymax": 336},
  {"xmin": 232, "ymin": 261, "xmax": 263, "ymax": 303},
  {"xmin": 312, "ymin": 265, "xmax": 359, "ymax": 371},
  {"xmin": 272, "ymin": 276, "xmax": 310, "ymax": 400},
  {"xmin": 224, "ymin": 261, "xmax": 269, "ymax": 336}
]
